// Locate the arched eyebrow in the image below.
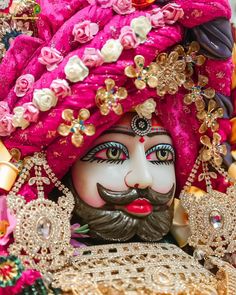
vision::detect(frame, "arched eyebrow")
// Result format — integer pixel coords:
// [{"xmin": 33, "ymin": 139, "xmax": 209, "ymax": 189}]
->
[
  {"xmin": 147, "ymin": 131, "xmax": 170, "ymax": 137},
  {"xmin": 102, "ymin": 128, "xmax": 169, "ymax": 137},
  {"xmin": 102, "ymin": 129, "xmax": 136, "ymax": 137}
]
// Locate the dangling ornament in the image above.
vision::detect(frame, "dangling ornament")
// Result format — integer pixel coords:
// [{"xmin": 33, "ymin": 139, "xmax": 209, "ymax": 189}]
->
[{"xmin": 7, "ymin": 152, "xmax": 74, "ymax": 274}]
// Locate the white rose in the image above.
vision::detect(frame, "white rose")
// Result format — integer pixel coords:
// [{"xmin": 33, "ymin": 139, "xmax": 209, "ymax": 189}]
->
[
  {"xmin": 64, "ymin": 56, "xmax": 89, "ymax": 83},
  {"xmin": 131, "ymin": 16, "xmax": 152, "ymax": 43},
  {"xmin": 135, "ymin": 98, "xmax": 156, "ymax": 119},
  {"xmin": 12, "ymin": 106, "xmax": 29, "ymax": 129},
  {"xmin": 101, "ymin": 39, "xmax": 123, "ymax": 63},
  {"xmin": 33, "ymin": 88, "xmax": 58, "ymax": 112}
]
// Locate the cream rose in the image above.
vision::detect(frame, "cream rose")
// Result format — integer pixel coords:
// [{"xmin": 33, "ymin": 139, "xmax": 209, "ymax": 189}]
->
[
  {"xmin": 101, "ymin": 39, "xmax": 123, "ymax": 63},
  {"xmin": 131, "ymin": 16, "xmax": 152, "ymax": 43},
  {"xmin": 12, "ymin": 107, "xmax": 30, "ymax": 129},
  {"xmin": 33, "ymin": 88, "xmax": 58, "ymax": 112},
  {"xmin": 64, "ymin": 56, "xmax": 89, "ymax": 83},
  {"xmin": 135, "ymin": 98, "xmax": 156, "ymax": 119}
]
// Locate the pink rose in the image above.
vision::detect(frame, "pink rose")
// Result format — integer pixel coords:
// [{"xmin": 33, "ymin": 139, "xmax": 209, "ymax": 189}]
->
[
  {"xmin": 112, "ymin": 0, "xmax": 135, "ymax": 15},
  {"xmin": 119, "ymin": 26, "xmax": 139, "ymax": 49},
  {"xmin": 38, "ymin": 47, "xmax": 63, "ymax": 71},
  {"xmin": 82, "ymin": 48, "xmax": 104, "ymax": 68},
  {"xmin": 97, "ymin": 0, "xmax": 114, "ymax": 8},
  {"xmin": 73, "ymin": 21, "xmax": 99, "ymax": 44},
  {"xmin": 14, "ymin": 74, "xmax": 35, "ymax": 98},
  {"xmin": 0, "ymin": 195, "xmax": 16, "ymax": 246},
  {"xmin": 50, "ymin": 79, "xmax": 71, "ymax": 99},
  {"xmin": 162, "ymin": 3, "xmax": 184, "ymax": 25},
  {"xmin": 0, "ymin": 113, "xmax": 15, "ymax": 137},
  {"xmin": 147, "ymin": 8, "xmax": 165, "ymax": 28},
  {"xmin": 0, "ymin": 101, "xmax": 10, "ymax": 116},
  {"xmin": 87, "ymin": 0, "xmax": 96, "ymax": 4},
  {"xmin": 22, "ymin": 102, "xmax": 39, "ymax": 123}
]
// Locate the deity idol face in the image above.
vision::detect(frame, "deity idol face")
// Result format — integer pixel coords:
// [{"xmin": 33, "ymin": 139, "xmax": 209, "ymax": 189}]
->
[{"xmin": 71, "ymin": 113, "xmax": 176, "ymax": 241}]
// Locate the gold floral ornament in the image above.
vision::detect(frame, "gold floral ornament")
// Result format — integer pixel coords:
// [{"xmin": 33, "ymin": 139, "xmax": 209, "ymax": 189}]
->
[
  {"xmin": 95, "ymin": 78, "xmax": 128, "ymax": 115},
  {"xmin": 175, "ymin": 41, "xmax": 206, "ymax": 77},
  {"xmin": 58, "ymin": 109, "xmax": 95, "ymax": 147},
  {"xmin": 153, "ymin": 51, "xmax": 186, "ymax": 96},
  {"xmin": 200, "ymin": 133, "xmax": 227, "ymax": 166},
  {"xmin": 197, "ymin": 100, "xmax": 224, "ymax": 133},
  {"xmin": 124, "ymin": 55, "xmax": 156, "ymax": 90},
  {"xmin": 183, "ymin": 75, "xmax": 215, "ymax": 111},
  {"xmin": 125, "ymin": 52, "xmax": 186, "ymax": 96}
]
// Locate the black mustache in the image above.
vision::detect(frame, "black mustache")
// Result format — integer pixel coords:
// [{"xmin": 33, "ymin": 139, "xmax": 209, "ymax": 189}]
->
[{"xmin": 97, "ymin": 183, "xmax": 175, "ymax": 206}]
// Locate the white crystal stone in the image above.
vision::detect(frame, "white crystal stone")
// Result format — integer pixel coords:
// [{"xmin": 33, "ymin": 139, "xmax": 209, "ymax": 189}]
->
[
  {"xmin": 209, "ymin": 210, "xmax": 223, "ymax": 229},
  {"xmin": 37, "ymin": 217, "xmax": 52, "ymax": 240}
]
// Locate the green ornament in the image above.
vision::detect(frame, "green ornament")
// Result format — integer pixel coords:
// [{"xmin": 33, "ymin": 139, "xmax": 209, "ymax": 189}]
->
[{"xmin": 34, "ymin": 4, "xmax": 41, "ymax": 14}]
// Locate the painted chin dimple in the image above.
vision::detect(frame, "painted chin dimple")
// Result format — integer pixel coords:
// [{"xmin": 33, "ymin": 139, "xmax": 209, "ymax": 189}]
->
[{"xmin": 122, "ymin": 198, "xmax": 153, "ymax": 217}]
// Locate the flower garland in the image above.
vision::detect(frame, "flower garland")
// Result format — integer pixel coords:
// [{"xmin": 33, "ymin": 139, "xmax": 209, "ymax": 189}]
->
[{"xmin": 0, "ymin": 2, "xmax": 183, "ymax": 139}]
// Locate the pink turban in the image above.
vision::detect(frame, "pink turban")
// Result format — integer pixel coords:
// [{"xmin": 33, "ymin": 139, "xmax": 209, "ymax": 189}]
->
[{"xmin": 0, "ymin": 0, "xmax": 233, "ymax": 197}]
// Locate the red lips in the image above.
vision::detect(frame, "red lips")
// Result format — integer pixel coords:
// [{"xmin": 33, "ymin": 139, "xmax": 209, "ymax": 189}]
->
[{"xmin": 124, "ymin": 198, "xmax": 153, "ymax": 216}]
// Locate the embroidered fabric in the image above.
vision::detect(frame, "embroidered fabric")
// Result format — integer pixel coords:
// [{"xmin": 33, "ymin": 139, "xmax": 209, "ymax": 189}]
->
[{"xmin": 52, "ymin": 243, "xmax": 219, "ymax": 294}]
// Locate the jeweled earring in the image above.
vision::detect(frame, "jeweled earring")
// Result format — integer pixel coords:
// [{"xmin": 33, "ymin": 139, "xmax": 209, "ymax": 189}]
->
[
  {"xmin": 7, "ymin": 152, "xmax": 74, "ymax": 274},
  {"xmin": 180, "ymin": 151, "xmax": 236, "ymax": 259}
]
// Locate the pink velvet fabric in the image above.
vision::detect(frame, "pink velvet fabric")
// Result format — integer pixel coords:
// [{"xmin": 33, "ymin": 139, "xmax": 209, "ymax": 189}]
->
[{"xmin": 0, "ymin": 0, "xmax": 233, "ymax": 197}]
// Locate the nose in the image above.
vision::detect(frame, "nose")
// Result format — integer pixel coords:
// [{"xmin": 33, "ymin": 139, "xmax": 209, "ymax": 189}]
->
[{"xmin": 125, "ymin": 143, "xmax": 152, "ymax": 189}]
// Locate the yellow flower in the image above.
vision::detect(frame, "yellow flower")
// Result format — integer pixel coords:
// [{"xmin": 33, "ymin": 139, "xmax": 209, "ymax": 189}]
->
[
  {"xmin": 200, "ymin": 133, "xmax": 227, "ymax": 166},
  {"xmin": 197, "ymin": 100, "xmax": 223, "ymax": 133},
  {"xmin": 58, "ymin": 109, "xmax": 95, "ymax": 147},
  {"xmin": 183, "ymin": 75, "xmax": 215, "ymax": 111},
  {"xmin": 95, "ymin": 78, "xmax": 128, "ymax": 115}
]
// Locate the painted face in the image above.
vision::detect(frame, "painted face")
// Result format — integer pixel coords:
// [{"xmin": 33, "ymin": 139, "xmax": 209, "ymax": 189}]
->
[{"xmin": 71, "ymin": 113, "xmax": 176, "ymax": 241}]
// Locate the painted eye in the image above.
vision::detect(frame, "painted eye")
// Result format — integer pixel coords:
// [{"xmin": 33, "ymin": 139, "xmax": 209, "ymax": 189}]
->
[
  {"xmin": 156, "ymin": 150, "xmax": 172, "ymax": 161},
  {"xmin": 146, "ymin": 144, "xmax": 175, "ymax": 164},
  {"xmin": 95, "ymin": 147, "xmax": 126, "ymax": 160},
  {"xmin": 81, "ymin": 142, "xmax": 129, "ymax": 163},
  {"xmin": 106, "ymin": 147, "xmax": 122, "ymax": 160}
]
